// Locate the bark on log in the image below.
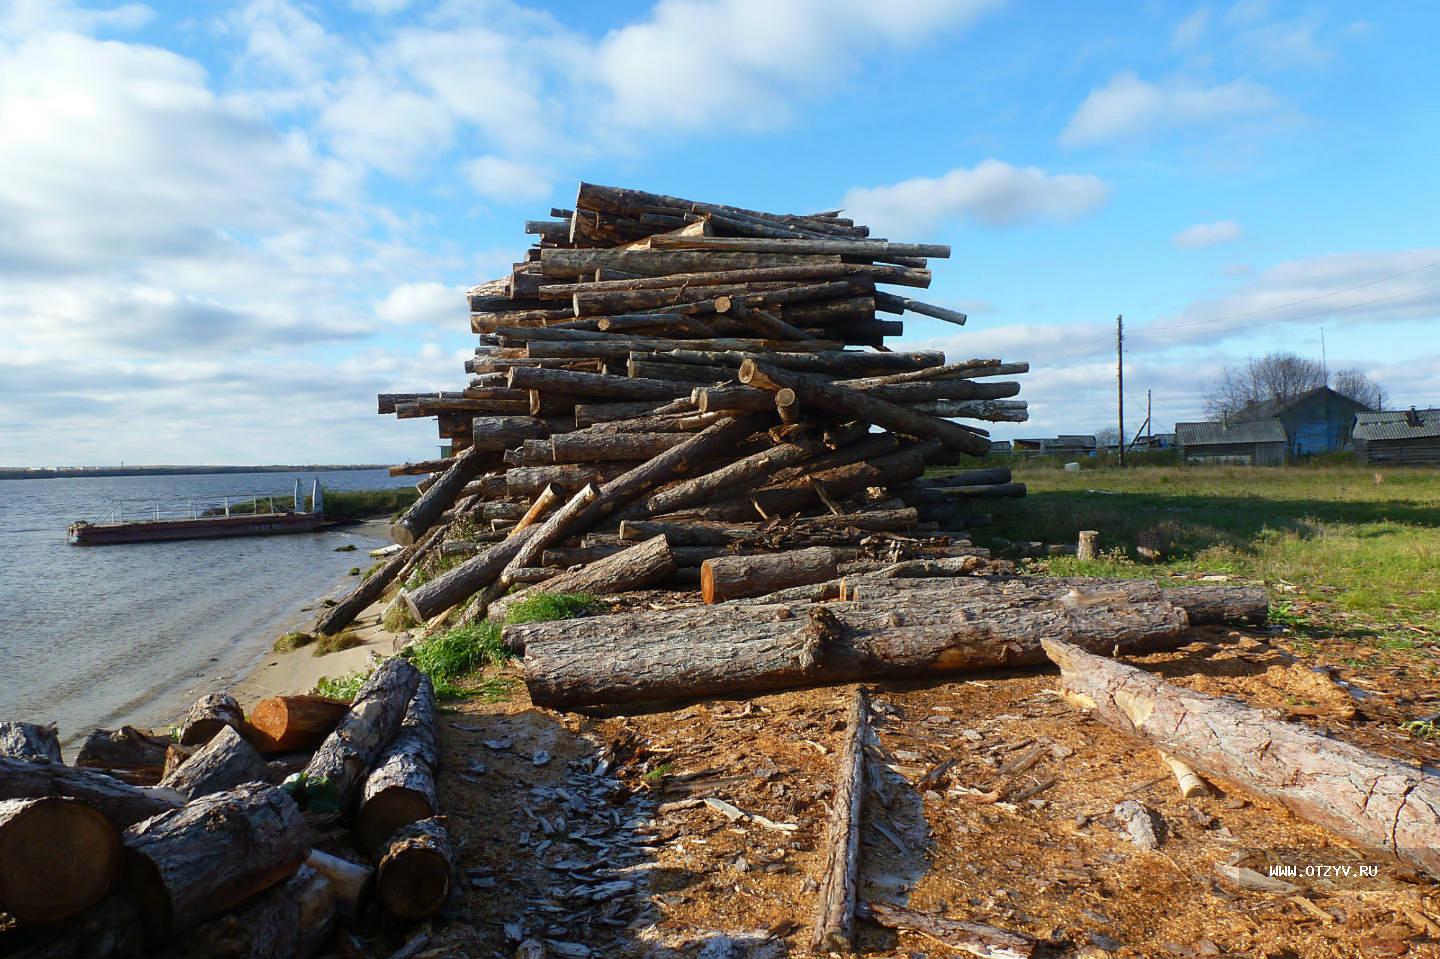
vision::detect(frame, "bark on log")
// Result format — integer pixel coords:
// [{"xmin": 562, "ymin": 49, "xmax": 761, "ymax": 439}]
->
[
  {"xmin": 538, "ymin": 249, "xmax": 841, "ymax": 278},
  {"xmin": 402, "ymin": 522, "xmax": 544, "ymax": 622},
  {"xmin": 246, "ymin": 695, "xmax": 352, "ymax": 754},
  {"xmin": 304, "ymin": 850, "xmax": 371, "ymax": 918},
  {"xmin": 1043, "ymin": 639, "xmax": 1440, "ymax": 879},
  {"xmin": 541, "ymin": 544, "xmax": 725, "ymax": 568},
  {"xmin": 872, "ymin": 291, "xmax": 969, "ymax": 326},
  {"xmin": 837, "ymin": 359, "xmax": 1029, "ymax": 389},
  {"xmin": 158, "ymin": 726, "xmax": 271, "ymax": 801},
  {"xmin": 178, "ymin": 693, "xmax": 244, "ymax": 747},
  {"xmin": 0, "ymin": 757, "xmax": 182, "ymax": 829},
  {"xmin": 491, "ymin": 535, "xmax": 677, "ymax": 629},
  {"xmin": 645, "ymin": 234, "xmax": 949, "ymax": 261},
  {"xmin": 906, "ymin": 399, "xmax": 1028, "ymax": 421},
  {"xmin": 858, "ymin": 901, "xmax": 1036, "ymax": 959},
  {"xmin": 539, "ymin": 263, "xmax": 925, "ymax": 299},
  {"xmin": 510, "ymin": 483, "xmax": 563, "ymax": 537},
  {"xmin": 575, "ymin": 400, "xmax": 677, "ymax": 425},
  {"xmin": 702, "ymin": 547, "xmax": 839, "ymax": 603},
  {"xmin": 810, "ymin": 688, "xmax": 867, "ymax": 952},
  {"xmin": 508, "ymin": 365, "xmax": 690, "ymax": 401},
  {"xmin": 0, "ymin": 797, "xmax": 121, "ymax": 923},
  {"xmin": 694, "ymin": 385, "xmax": 777, "ymax": 412},
  {"xmin": 74, "ymin": 726, "xmax": 172, "ymax": 785},
  {"xmin": 471, "ymin": 415, "xmax": 552, "ymax": 452},
  {"xmin": 515, "ymin": 577, "xmax": 1219, "ymax": 709},
  {"xmin": 158, "ymin": 863, "xmax": 334, "ymax": 959},
  {"xmin": 314, "ymin": 541, "xmax": 413, "ymax": 636},
  {"xmin": 390, "ymin": 445, "xmax": 489, "ymax": 546},
  {"xmin": 506, "ymin": 463, "xmax": 632, "ymax": 496},
  {"xmin": 859, "ymin": 379, "xmax": 1021, "ymax": 403},
  {"xmin": 499, "ymin": 483, "xmax": 604, "ymax": 587},
  {"xmin": 640, "ymin": 438, "xmax": 815, "ymax": 516},
  {"xmin": 923, "ymin": 467, "xmax": 1012, "ymax": 488},
  {"xmin": 935, "ymin": 482, "xmax": 1026, "ymax": 498},
  {"xmin": 301, "ymin": 658, "xmax": 421, "ymax": 814},
  {"xmin": 356, "ymin": 676, "xmax": 438, "ymax": 854},
  {"xmin": 375, "ymin": 817, "xmax": 454, "ymax": 923},
  {"xmin": 550, "ymin": 431, "xmax": 690, "ymax": 463},
  {"xmin": 121, "ymin": 782, "xmax": 310, "ymax": 941},
  {"xmin": 664, "ymin": 348, "xmax": 945, "ymax": 376},
  {"xmin": 0, "ymin": 722, "xmax": 61, "ymax": 763}
]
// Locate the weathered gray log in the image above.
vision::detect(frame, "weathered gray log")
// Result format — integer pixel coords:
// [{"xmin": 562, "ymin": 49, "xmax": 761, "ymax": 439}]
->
[
  {"xmin": 664, "ymin": 348, "xmax": 945, "ymax": 376},
  {"xmin": 74, "ymin": 726, "xmax": 171, "ymax": 785},
  {"xmin": 504, "ymin": 463, "xmax": 632, "ymax": 496},
  {"xmin": 645, "ymin": 234, "xmax": 949, "ymax": 261},
  {"xmin": 390, "ymin": 445, "xmax": 489, "ymax": 546},
  {"xmin": 121, "ymin": 782, "xmax": 310, "ymax": 941},
  {"xmin": 0, "ymin": 757, "xmax": 182, "ymax": 829},
  {"xmin": 872, "ymin": 291, "xmax": 969, "ymax": 326},
  {"xmin": 304, "ymin": 849, "xmax": 371, "ymax": 918},
  {"xmin": 551, "ymin": 431, "xmax": 690, "ymax": 463},
  {"xmin": 246, "ymin": 695, "xmax": 352, "ymax": 754},
  {"xmin": 515, "ymin": 577, "xmax": 1229, "ymax": 709},
  {"xmin": 693, "ymin": 385, "xmax": 777, "ymax": 412},
  {"xmin": 701, "ymin": 547, "xmax": 839, "ymax": 603},
  {"xmin": 157, "ymin": 863, "xmax": 334, "ymax": 959},
  {"xmin": 574, "ymin": 183, "xmax": 866, "ymax": 237},
  {"xmin": 538, "ymin": 248, "xmax": 841, "ymax": 278},
  {"xmin": 575, "ymin": 400, "xmax": 676, "ymax": 425},
  {"xmin": 301, "ymin": 658, "xmax": 421, "ymax": 814},
  {"xmin": 0, "ymin": 722, "xmax": 61, "ymax": 763},
  {"xmin": 811, "ymin": 689, "xmax": 867, "ymax": 952},
  {"xmin": 540, "ymin": 262, "xmax": 926, "ymax": 299},
  {"xmin": 471, "ymin": 415, "xmax": 551, "ymax": 451},
  {"xmin": 314, "ymin": 541, "xmax": 413, "ymax": 636},
  {"xmin": 177, "ymin": 693, "xmax": 243, "ymax": 747},
  {"xmin": 639, "ymin": 438, "xmax": 815, "ymax": 516},
  {"xmin": 375, "ymin": 817, "xmax": 454, "ymax": 923},
  {"xmin": 356, "ymin": 676, "xmax": 438, "ymax": 854},
  {"xmin": 922, "ymin": 467, "xmax": 1012, "ymax": 488},
  {"xmin": 0, "ymin": 797, "xmax": 121, "ymax": 923},
  {"xmin": 158, "ymin": 726, "xmax": 271, "ymax": 801},
  {"xmin": 491, "ymin": 535, "xmax": 677, "ymax": 630},
  {"xmin": 1044, "ymin": 639, "xmax": 1440, "ymax": 879},
  {"xmin": 541, "ymin": 544, "xmax": 726, "ymax": 568},
  {"xmin": 859, "ymin": 379, "xmax": 1021, "ymax": 403},
  {"xmin": 837, "ymin": 359, "xmax": 1030, "ymax": 388},
  {"xmin": 907, "ymin": 399, "xmax": 1028, "ymax": 421},
  {"xmin": 858, "ymin": 901, "xmax": 1036, "ymax": 959}
]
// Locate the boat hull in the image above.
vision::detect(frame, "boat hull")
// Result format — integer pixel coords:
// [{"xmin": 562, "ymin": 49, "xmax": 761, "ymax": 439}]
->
[{"xmin": 68, "ymin": 513, "xmax": 325, "ymax": 545}]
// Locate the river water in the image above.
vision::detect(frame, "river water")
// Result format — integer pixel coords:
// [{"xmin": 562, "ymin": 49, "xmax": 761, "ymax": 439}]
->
[{"xmin": 0, "ymin": 469, "xmax": 414, "ymax": 743}]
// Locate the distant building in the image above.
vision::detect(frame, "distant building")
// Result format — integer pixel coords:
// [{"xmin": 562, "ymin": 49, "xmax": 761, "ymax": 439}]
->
[
  {"xmin": 1013, "ymin": 435, "xmax": 1097, "ymax": 457},
  {"xmin": 1231, "ymin": 386, "xmax": 1371, "ymax": 456},
  {"xmin": 1176, "ymin": 419, "xmax": 1288, "ymax": 466},
  {"xmin": 1353, "ymin": 408, "xmax": 1440, "ymax": 466},
  {"xmin": 989, "ymin": 440, "xmax": 1013, "ymax": 453}
]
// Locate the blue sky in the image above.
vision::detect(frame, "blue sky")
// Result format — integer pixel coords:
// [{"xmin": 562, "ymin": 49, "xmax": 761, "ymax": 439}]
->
[{"xmin": 1, "ymin": 0, "xmax": 1436, "ymax": 465}]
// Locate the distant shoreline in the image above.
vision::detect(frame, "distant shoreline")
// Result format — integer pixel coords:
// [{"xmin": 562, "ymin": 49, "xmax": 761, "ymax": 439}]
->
[{"xmin": 0, "ymin": 464, "xmax": 391, "ymax": 480}]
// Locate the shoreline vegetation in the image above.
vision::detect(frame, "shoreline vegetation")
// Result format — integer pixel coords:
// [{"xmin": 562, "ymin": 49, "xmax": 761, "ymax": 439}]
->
[{"xmin": 0, "ymin": 463, "xmax": 391, "ymax": 480}]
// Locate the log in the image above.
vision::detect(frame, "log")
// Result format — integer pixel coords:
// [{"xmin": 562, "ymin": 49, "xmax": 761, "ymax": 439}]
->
[
  {"xmin": 356, "ymin": 676, "xmax": 438, "ymax": 854},
  {"xmin": 301, "ymin": 658, "xmax": 421, "ymax": 814},
  {"xmin": 1077, "ymin": 530, "xmax": 1099, "ymax": 561},
  {"xmin": 74, "ymin": 726, "xmax": 172, "ymax": 785},
  {"xmin": 0, "ymin": 722, "xmax": 61, "ymax": 763},
  {"xmin": 693, "ymin": 385, "xmax": 776, "ymax": 412},
  {"xmin": 375, "ymin": 817, "xmax": 454, "ymax": 923},
  {"xmin": 246, "ymin": 695, "xmax": 352, "ymax": 754},
  {"xmin": 402, "ymin": 521, "xmax": 545, "ymax": 622},
  {"xmin": 640, "ymin": 438, "xmax": 815, "ymax": 516},
  {"xmin": 664, "ymin": 348, "xmax": 945, "ymax": 376},
  {"xmin": 491, "ymin": 535, "xmax": 677, "ymax": 629},
  {"xmin": 906, "ymin": 399, "xmax": 1028, "ymax": 421},
  {"xmin": 810, "ymin": 688, "xmax": 867, "ymax": 952},
  {"xmin": 858, "ymin": 901, "xmax": 1036, "ymax": 959},
  {"xmin": 860, "ymin": 379, "xmax": 1021, "ymax": 403},
  {"xmin": 923, "ymin": 467, "xmax": 1012, "ymax": 488},
  {"xmin": 508, "ymin": 365, "xmax": 690, "ymax": 401},
  {"xmin": 872, "ymin": 291, "xmax": 969, "ymax": 326},
  {"xmin": 574, "ymin": 183, "xmax": 864, "ymax": 237},
  {"xmin": 471, "ymin": 415, "xmax": 551, "ymax": 451},
  {"xmin": 499, "ymin": 483, "xmax": 604, "ymax": 587},
  {"xmin": 775, "ymin": 387, "xmax": 802, "ymax": 424},
  {"xmin": 313, "ymin": 541, "xmax": 413, "ymax": 636},
  {"xmin": 158, "ymin": 863, "xmax": 334, "ymax": 959},
  {"xmin": 0, "ymin": 756, "xmax": 182, "ymax": 829},
  {"xmin": 158, "ymin": 726, "xmax": 272, "ymax": 801},
  {"xmin": 506, "ymin": 464, "xmax": 632, "ymax": 496},
  {"xmin": 935, "ymin": 482, "xmax": 1026, "ymax": 498},
  {"xmin": 702, "ymin": 547, "xmax": 839, "ymax": 603},
  {"xmin": 0, "ymin": 797, "xmax": 121, "ymax": 923},
  {"xmin": 121, "ymin": 782, "xmax": 310, "ymax": 941},
  {"xmin": 539, "ymin": 262, "xmax": 926, "ymax": 298},
  {"xmin": 551, "ymin": 431, "xmax": 690, "ymax": 463},
  {"xmin": 575, "ymin": 400, "xmax": 675, "ymax": 425},
  {"xmin": 538, "ymin": 248, "xmax": 842, "ymax": 278},
  {"xmin": 838, "ymin": 359, "xmax": 1030, "ymax": 388},
  {"xmin": 390, "ymin": 444, "xmax": 489, "ymax": 546},
  {"xmin": 177, "ymin": 692, "xmax": 243, "ymax": 747},
  {"xmin": 1043, "ymin": 639, "xmax": 1440, "ymax": 879},
  {"xmin": 541, "ymin": 545, "xmax": 725, "ymax": 568},
  {"xmin": 304, "ymin": 849, "xmax": 371, "ymax": 918},
  {"xmin": 645, "ymin": 234, "xmax": 949, "ymax": 261},
  {"xmin": 515, "ymin": 577, "xmax": 1221, "ymax": 709}
]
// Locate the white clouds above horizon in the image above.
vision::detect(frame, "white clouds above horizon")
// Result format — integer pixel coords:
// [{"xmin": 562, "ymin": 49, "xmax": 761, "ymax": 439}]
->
[
  {"xmin": 1173, "ymin": 219, "xmax": 1242, "ymax": 249},
  {"xmin": 1060, "ymin": 71, "xmax": 1282, "ymax": 146}
]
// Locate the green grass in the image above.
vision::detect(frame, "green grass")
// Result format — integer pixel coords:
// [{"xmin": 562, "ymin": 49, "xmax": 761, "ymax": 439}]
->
[
  {"xmin": 313, "ymin": 670, "xmax": 370, "ymax": 701},
  {"xmin": 382, "ymin": 600, "xmax": 417, "ymax": 633},
  {"xmin": 312, "ymin": 631, "xmax": 364, "ymax": 656},
  {"xmin": 500, "ymin": 592, "xmax": 603, "ymax": 626},
  {"xmin": 273, "ymin": 630, "xmax": 315, "ymax": 653}
]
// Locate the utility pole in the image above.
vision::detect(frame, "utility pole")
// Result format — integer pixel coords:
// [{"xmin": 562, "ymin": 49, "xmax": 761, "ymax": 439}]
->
[
  {"xmin": 1146, "ymin": 389, "xmax": 1152, "ymax": 446},
  {"xmin": 1116, "ymin": 315, "xmax": 1125, "ymax": 467},
  {"xmin": 1320, "ymin": 327, "xmax": 1328, "ymax": 384}
]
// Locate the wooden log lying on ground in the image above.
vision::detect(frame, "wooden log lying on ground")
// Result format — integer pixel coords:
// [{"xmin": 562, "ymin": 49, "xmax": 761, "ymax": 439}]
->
[
  {"xmin": 514, "ymin": 577, "xmax": 1264, "ymax": 709},
  {"xmin": 122, "ymin": 782, "xmax": 310, "ymax": 942},
  {"xmin": 1043, "ymin": 639, "xmax": 1440, "ymax": 879},
  {"xmin": 246, "ymin": 695, "xmax": 351, "ymax": 754},
  {"xmin": 159, "ymin": 726, "xmax": 271, "ymax": 801},
  {"xmin": 0, "ymin": 757, "xmax": 182, "ymax": 829},
  {"xmin": 935, "ymin": 482, "xmax": 1026, "ymax": 498},
  {"xmin": 390, "ymin": 445, "xmax": 489, "ymax": 546},
  {"xmin": 0, "ymin": 722, "xmax": 61, "ymax": 763},
  {"xmin": 177, "ymin": 693, "xmax": 244, "ymax": 747},
  {"xmin": 375, "ymin": 817, "xmax": 454, "ymax": 923},
  {"xmin": 75, "ymin": 726, "xmax": 171, "ymax": 785},
  {"xmin": 157, "ymin": 863, "xmax": 334, "ymax": 959},
  {"xmin": 402, "ymin": 522, "xmax": 542, "ymax": 622},
  {"xmin": 0, "ymin": 797, "xmax": 121, "ymax": 923},
  {"xmin": 810, "ymin": 688, "xmax": 868, "ymax": 952},
  {"xmin": 356, "ymin": 676, "xmax": 439, "ymax": 854},
  {"xmin": 491, "ymin": 535, "xmax": 677, "ymax": 630},
  {"xmin": 313, "ymin": 541, "xmax": 414, "ymax": 636},
  {"xmin": 301, "ymin": 658, "xmax": 421, "ymax": 814},
  {"xmin": 304, "ymin": 850, "xmax": 372, "ymax": 918},
  {"xmin": 922, "ymin": 466, "xmax": 1012, "ymax": 488},
  {"xmin": 702, "ymin": 547, "xmax": 838, "ymax": 603},
  {"xmin": 858, "ymin": 901, "xmax": 1036, "ymax": 959}
]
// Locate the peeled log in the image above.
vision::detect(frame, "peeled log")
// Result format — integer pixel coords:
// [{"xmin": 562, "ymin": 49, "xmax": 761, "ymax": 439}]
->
[
  {"xmin": 492, "ymin": 535, "xmax": 677, "ymax": 630},
  {"xmin": 177, "ymin": 693, "xmax": 243, "ymax": 747},
  {"xmin": 159, "ymin": 726, "xmax": 272, "ymax": 801},
  {"xmin": 75, "ymin": 726, "xmax": 171, "ymax": 785},
  {"xmin": 0, "ymin": 797, "xmax": 121, "ymax": 923},
  {"xmin": 0, "ymin": 722, "xmax": 61, "ymax": 763},
  {"xmin": 810, "ymin": 689, "xmax": 867, "ymax": 952},
  {"xmin": 0, "ymin": 757, "xmax": 182, "ymax": 829},
  {"xmin": 375, "ymin": 817, "xmax": 454, "ymax": 923},
  {"xmin": 356, "ymin": 676, "xmax": 438, "ymax": 854},
  {"xmin": 121, "ymin": 782, "xmax": 310, "ymax": 941},
  {"xmin": 390, "ymin": 445, "xmax": 489, "ymax": 546},
  {"xmin": 514, "ymin": 577, "xmax": 1222, "ymax": 710},
  {"xmin": 702, "ymin": 547, "xmax": 838, "ymax": 603},
  {"xmin": 302, "ymin": 658, "xmax": 421, "ymax": 814},
  {"xmin": 246, "ymin": 695, "xmax": 352, "ymax": 754},
  {"xmin": 1043, "ymin": 639, "xmax": 1440, "ymax": 879}
]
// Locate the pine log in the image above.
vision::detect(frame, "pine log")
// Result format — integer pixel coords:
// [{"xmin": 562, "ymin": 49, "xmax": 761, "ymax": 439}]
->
[
  {"xmin": 575, "ymin": 400, "xmax": 676, "ymax": 425},
  {"xmin": 158, "ymin": 726, "xmax": 271, "ymax": 801},
  {"xmin": 873, "ymin": 291, "xmax": 969, "ymax": 326},
  {"xmin": 0, "ymin": 757, "xmax": 182, "ymax": 829},
  {"xmin": 471, "ymin": 415, "xmax": 551, "ymax": 451},
  {"xmin": 908, "ymin": 399, "xmax": 1028, "ymax": 421},
  {"xmin": 858, "ymin": 901, "xmax": 1036, "ymax": 959},
  {"xmin": 491, "ymin": 535, "xmax": 677, "ymax": 629},
  {"xmin": 0, "ymin": 797, "xmax": 121, "ymax": 923},
  {"xmin": 390, "ymin": 445, "xmax": 489, "ymax": 546},
  {"xmin": 121, "ymin": 782, "xmax": 309, "ymax": 941},
  {"xmin": 402, "ymin": 522, "xmax": 544, "ymax": 622},
  {"xmin": 936, "ymin": 482, "xmax": 1026, "ymax": 498},
  {"xmin": 356, "ymin": 676, "xmax": 438, "ymax": 854},
  {"xmin": 522, "ymin": 337, "xmax": 844, "ymax": 360},
  {"xmin": 574, "ymin": 183, "xmax": 865, "ymax": 237},
  {"xmin": 702, "ymin": 547, "xmax": 839, "ymax": 603},
  {"xmin": 515, "ymin": 577, "xmax": 1221, "ymax": 709},
  {"xmin": 782, "ymin": 296, "xmax": 876, "ymax": 325},
  {"xmin": 693, "ymin": 385, "xmax": 777, "ymax": 412},
  {"xmin": 700, "ymin": 443, "xmax": 929, "ymax": 522},
  {"xmin": 664, "ymin": 348, "xmax": 945, "ymax": 376},
  {"xmin": 177, "ymin": 692, "xmax": 243, "ymax": 747},
  {"xmin": 923, "ymin": 467, "xmax": 1012, "ymax": 488},
  {"xmin": 375, "ymin": 817, "xmax": 454, "ymax": 923},
  {"xmin": 539, "ymin": 263, "xmax": 926, "ymax": 299},
  {"xmin": 646, "ymin": 234, "xmax": 949, "ymax": 261},
  {"xmin": 639, "ymin": 438, "xmax": 815, "ymax": 516},
  {"xmin": 246, "ymin": 695, "xmax": 353, "ymax": 754},
  {"xmin": 73, "ymin": 726, "xmax": 172, "ymax": 786},
  {"xmin": 496, "ymin": 483, "xmax": 604, "ymax": 589},
  {"xmin": 775, "ymin": 387, "xmax": 802, "ymax": 424},
  {"xmin": 811, "ymin": 689, "xmax": 867, "ymax": 952},
  {"xmin": 0, "ymin": 722, "xmax": 61, "ymax": 763},
  {"xmin": 551, "ymin": 431, "xmax": 690, "ymax": 463},
  {"xmin": 304, "ymin": 849, "xmax": 371, "ymax": 918},
  {"xmin": 5, "ymin": 893, "xmax": 145, "ymax": 959},
  {"xmin": 538, "ymin": 249, "xmax": 841, "ymax": 278},
  {"xmin": 506, "ymin": 463, "xmax": 632, "ymax": 496},
  {"xmin": 314, "ymin": 541, "xmax": 413, "ymax": 636},
  {"xmin": 157, "ymin": 863, "xmax": 334, "ymax": 959},
  {"xmin": 511, "ymin": 483, "xmax": 563, "ymax": 536},
  {"xmin": 541, "ymin": 544, "xmax": 725, "ymax": 568},
  {"xmin": 301, "ymin": 658, "xmax": 421, "ymax": 814},
  {"xmin": 627, "ymin": 358, "xmax": 733, "ymax": 383},
  {"xmin": 858, "ymin": 379, "xmax": 1021, "ymax": 403},
  {"xmin": 837, "ymin": 359, "xmax": 1029, "ymax": 388},
  {"xmin": 507, "ymin": 365, "xmax": 689, "ymax": 401}
]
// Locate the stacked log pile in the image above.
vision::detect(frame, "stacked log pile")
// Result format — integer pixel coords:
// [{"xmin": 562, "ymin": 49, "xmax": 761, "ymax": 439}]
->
[{"xmin": 0, "ymin": 658, "xmax": 449, "ymax": 958}]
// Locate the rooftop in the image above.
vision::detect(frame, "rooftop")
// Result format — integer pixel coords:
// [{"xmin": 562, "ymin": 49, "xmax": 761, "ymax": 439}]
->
[{"xmin": 1176, "ymin": 419, "xmax": 1288, "ymax": 446}]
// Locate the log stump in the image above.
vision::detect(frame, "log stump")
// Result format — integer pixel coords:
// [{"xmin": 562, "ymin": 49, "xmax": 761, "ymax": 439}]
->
[
  {"xmin": 0, "ymin": 722, "xmax": 61, "ymax": 764},
  {"xmin": 375, "ymin": 817, "xmax": 454, "ymax": 923},
  {"xmin": 177, "ymin": 693, "xmax": 243, "ymax": 747},
  {"xmin": 246, "ymin": 695, "xmax": 351, "ymax": 754},
  {"xmin": 0, "ymin": 797, "xmax": 121, "ymax": 923}
]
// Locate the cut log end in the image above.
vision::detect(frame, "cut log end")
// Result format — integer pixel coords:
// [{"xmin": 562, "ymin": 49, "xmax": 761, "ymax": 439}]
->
[
  {"xmin": 0, "ymin": 797, "xmax": 122, "ymax": 924},
  {"xmin": 376, "ymin": 818, "xmax": 453, "ymax": 923}
]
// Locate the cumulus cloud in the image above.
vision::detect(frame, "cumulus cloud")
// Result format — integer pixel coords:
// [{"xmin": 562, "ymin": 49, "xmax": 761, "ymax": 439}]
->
[
  {"xmin": 841, "ymin": 160, "xmax": 1110, "ymax": 236},
  {"xmin": 1060, "ymin": 71, "xmax": 1281, "ymax": 146},
  {"xmin": 463, "ymin": 155, "xmax": 553, "ymax": 202},
  {"xmin": 376, "ymin": 282, "xmax": 466, "ymax": 326},
  {"xmin": 1172, "ymin": 220, "xmax": 1242, "ymax": 249}
]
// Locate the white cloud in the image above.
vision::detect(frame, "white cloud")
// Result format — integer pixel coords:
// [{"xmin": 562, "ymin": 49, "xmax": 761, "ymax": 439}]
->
[
  {"xmin": 841, "ymin": 160, "xmax": 1110, "ymax": 235},
  {"xmin": 1172, "ymin": 220, "xmax": 1242, "ymax": 249},
  {"xmin": 376, "ymin": 282, "xmax": 466, "ymax": 327},
  {"xmin": 1171, "ymin": 7, "xmax": 1210, "ymax": 50},
  {"xmin": 1060, "ymin": 71, "xmax": 1281, "ymax": 146},
  {"xmin": 462, "ymin": 155, "xmax": 553, "ymax": 202}
]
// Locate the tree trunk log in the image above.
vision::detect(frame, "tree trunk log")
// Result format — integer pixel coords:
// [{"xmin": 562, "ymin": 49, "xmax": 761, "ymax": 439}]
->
[
  {"xmin": 702, "ymin": 547, "xmax": 839, "ymax": 603},
  {"xmin": 74, "ymin": 726, "xmax": 172, "ymax": 786},
  {"xmin": 923, "ymin": 467, "xmax": 1012, "ymax": 488},
  {"xmin": 402, "ymin": 521, "xmax": 544, "ymax": 622},
  {"xmin": 0, "ymin": 757, "xmax": 183, "ymax": 829},
  {"xmin": 0, "ymin": 722, "xmax": 61, "ymax": 763},
  {"xmin": 0, "ymin": 797, "xmax": 121, "ymax": 923},
  {"xmin": 693, "ymin": 385, "xmax": 777, "ymax": 412},
  {"xmin": 390, "ymin": 445, "xmax": 489, "ymax": 546},
  {"xmin": 645, "ymin": 234, "xmax": 948, "ymax": 262},
  {"xmin": 246, "ymin": 695, "xmax": 352, "ymax": 754},
  {"xmin": 935, "ymin": 482, "xmax": 1026, "ymax": 498},
  {"xmin": 505, "ymin": 463, "xmax": 633, "ymax": 496},
  {"xmin": 375, "ymin": 817, "xmax": 454, "ymax": 923},
  {"xmin": 499, "ymin": 483, "xmax": 604, "ymax": 587},
  {"xmin": 906, "ymin": 399, "xmax": 1028, "ymax": 421},
  {"xmin": 158, "ymin": 726, "xmax": 272, "ymax": 801},
  {"xmin": 304, "ymin": 850, "xmax": 371, "ymax": 918},
  {"xmin": 538, "ymin": 249, "xmax": 841, "ymax": 278},
  {"xmin": 357, "ymin": 676, "xmax": 439, "ymax": 854},
  {"xmin": 471, "ymin": 415, "xmax": 552, "ymax": 452},
  {"xmin": 301, "ymin": 658, "xmax": 421, "ymax": 814},
  {"xmin": 858, "ymin": 901, "xmax": 1036, "ymax": 959},
  {"xmin": 575, "ymin": 400, "xmax": 677, "ymax": 425},
  {"xmin": 639, "ymin": 438, "xmax": 815, "ymax": 516},
  {"xmin": 810, "ymin": 689, "xmax": 867, "ymax": 952},
  {"xmin": 177, "ymin": 693, "xmax": 244, "ymax": 747},
  {"xmin": 1043, "ymin": 638, "xmax": 1440, "ymax": 879},
  {"xmin": 550, "ymin": 431, "xmax": 690, "ymax": 463},
  {"xmin": 491, "ymin": 535, "xmax": 677, "ymax": 629},
  {"xmin": 121, "ymin": 782, "xmax": 309, "ymax": 941},
  {"xmin": 540, "ymin": 262, "xmax": 926, "ymax": 298},
  {"xmin": 837, "ymin": 359, "xmax": 1029, "ymax": 389},
  {"xmin": 314, "ymin": 542, "xmax": 414, "ymax": 636},
  {"xmin": 507, "ymin": 365, "xmax": 690, "ymax": 401},
  {"xmin": 157, "ymin": 863, "xmax": 334, "ymax": 959},
  {"xmin": 872, "ymin": 291, "xmax": 969, "ymax": 326}
]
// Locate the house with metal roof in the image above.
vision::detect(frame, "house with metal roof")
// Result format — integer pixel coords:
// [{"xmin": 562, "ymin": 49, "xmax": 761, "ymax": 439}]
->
[
  {"xmin": 1353, "ymin": 408, "xmax": 1440, "ymax": 465},
  {"xmin": 1231, "ymin": 386, "xmax": 1372, "ymax": 456},
  {"xmin": 1012, "ymin": 435, "xmax": 1097, "ymax": 457},
  {"xmin": 1175, "ymin": 419, "xmax": 1288, "ymax": 466}
]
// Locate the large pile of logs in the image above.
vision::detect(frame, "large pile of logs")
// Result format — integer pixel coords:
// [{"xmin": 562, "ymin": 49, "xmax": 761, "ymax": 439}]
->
[{"xmin": 356, "ymin": 182, "xmax": 1033, "ymax": 634}]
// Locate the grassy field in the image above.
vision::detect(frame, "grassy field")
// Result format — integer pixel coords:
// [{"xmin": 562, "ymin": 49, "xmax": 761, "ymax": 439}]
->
[{"xmin": 972, "ymin": 463, "xmax": 1440, "ymax": 669}]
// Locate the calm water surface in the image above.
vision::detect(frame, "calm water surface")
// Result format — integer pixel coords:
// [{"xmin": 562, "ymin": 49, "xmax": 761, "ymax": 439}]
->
[{"xmin": 0, "ymin": 470, "xmax": 413, "ymax": 743}]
